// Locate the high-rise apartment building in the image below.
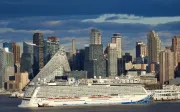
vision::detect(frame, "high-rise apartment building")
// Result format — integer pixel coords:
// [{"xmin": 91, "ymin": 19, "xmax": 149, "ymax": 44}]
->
[
  {"xmin": 111, "ymin": 33, "xmax": 122, "ymax": 58},
  {"xmin": 84, "ymin": 44, "xmax": 106, "ymax": 78},
  {"xmin": 0, "ymin": 48, "xmax": 14, "ymax": 89},
  {"xmin": 147, "ymin": 30, "xmax": 161, "ymax": 63},
  {"xmin": 172, "ymin": 35, "xmax": 180, "ymax": 66},
  {"xmin": 136, "ymin": 41, "xmax": 147, "ymax": 58},
  {"xmin": 90, "ymin": 28, "xmax": 101, "ymax": 44},
  {"xmin": 33, "ymin": 32, "xmax": 44, "ymax": 69},
  {"xmin": 44, "ymin": 36, "xmax": 60, "ymax": 64},
  {"xmin": 107, "ymin": 43, "xmax": 117, "ymax": 76},
  {"xmin": 159, "ymin": 48, "xmax": 174, "ymax": 84}
]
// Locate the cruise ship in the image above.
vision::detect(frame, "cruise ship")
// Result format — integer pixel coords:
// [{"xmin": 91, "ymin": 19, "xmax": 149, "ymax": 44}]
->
[
  {"xmin": 18, "ymin": 48, "xmax": 153, "ymax": 108},
  {"xmin": 19, "ymin": 77, "xmax": 153, "ymax": 107}
]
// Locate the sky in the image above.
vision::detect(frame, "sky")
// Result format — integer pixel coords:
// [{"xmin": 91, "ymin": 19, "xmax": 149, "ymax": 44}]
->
[{"xmin": 0, "ymin": 0, "xmax": 180, "ymax": 57}]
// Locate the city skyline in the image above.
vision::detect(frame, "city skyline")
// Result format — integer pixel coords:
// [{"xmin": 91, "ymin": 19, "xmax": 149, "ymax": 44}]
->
[
  {"xmin": 0, "ymin": 29, "xmax": 179, "ymax": 58},
  {"xmin": 0, "ymin": 0, "xmax": 179, "ymax": 57}
]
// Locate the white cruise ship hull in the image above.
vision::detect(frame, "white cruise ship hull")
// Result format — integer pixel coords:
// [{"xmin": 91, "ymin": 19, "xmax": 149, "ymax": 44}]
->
[{"xmin": 19, "ymin": 94, "xmax": 152, "ymax": 107}]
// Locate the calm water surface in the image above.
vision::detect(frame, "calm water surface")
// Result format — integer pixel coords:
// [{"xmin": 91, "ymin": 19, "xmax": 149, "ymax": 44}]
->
[{"xmin": 0, "ymin": 95, "xmax": 180, "ymax": 112}]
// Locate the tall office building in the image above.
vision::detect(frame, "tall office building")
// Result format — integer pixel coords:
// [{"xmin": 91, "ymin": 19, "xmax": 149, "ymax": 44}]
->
[
  {"xmin": 12, "ymin": 43, "xmax": 20, "ymax": 64},
  {"xmin": 75, "ymin": 49, "xmax": 85, "ymax": 71},
  {"xmin": 0, "ymin": 48, "xmax": 14, "ymax": 89},
  {"xmin": 147, "ymin": 30, "xmax": 161, "ymax": 63},
  {"xmin": 172, "ymin": 36, "xmax": 180, "ymax": 65},
  {"xmin": 3, "ymin": 42, "xmax": 20, "ymax": 73},
  {"xmin": 33, "ymin": 32, "xmax": 44, "ymax": 69},
  {"xmin": 111, "ymin": 33, "xmax": 122, "ymax": 58},
  {"xmin": 107, "ymin": 43, "xmax": 117, "ymax": 76},
  {"xmin": 20, "ymin": 42, "xmax": 36, "ymax": 79},
  {"xmin": 84, "ymin": 44, "xmax": 106, "ymax": 78},
  {"xmin": 90, "ymin": 28, "xmax": 101, "ymax": 44},
  {"xmin": 3, "ymin": 42, "xmax": 20, "ymax": 64},
  {"xmin": 44, "ymin": 36, "xmax": 60, "ymax": 64},
  {"xmin": 159, "ymin": 48, "xmax": 174, "ymax": 84},
  {"xmin": 33, "ymin": 45, "xmax": 39, "ymax": 77},
  {"xmin": 136, "ymin": 41, "xmax": 147, "ymax": 58}
]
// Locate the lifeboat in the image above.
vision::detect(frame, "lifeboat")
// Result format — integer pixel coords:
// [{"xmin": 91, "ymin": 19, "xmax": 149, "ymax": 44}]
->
[
  {"xmin": 54, "ymin": 98, "xmax": 60, "ymax": 100},
  {"xmin": 90, "ymin": 95, "xmax": 97, "ymax": 98},
  {"xmin": 104, "ymin": 96, "xmax": 109, "ymax": 98},
  {"xmin": 74, "ymin": 96, "xmax": 79, "ymax": 99},
  {"xmin": 98, "ymin": 95, "xmax": 103, "ymax": 98},
  {"xmin": 48, "ymin": 98, "xmax": 54, "ymax": 100}
]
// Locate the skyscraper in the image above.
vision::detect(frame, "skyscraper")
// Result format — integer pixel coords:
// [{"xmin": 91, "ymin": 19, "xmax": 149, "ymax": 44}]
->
[
  {"xmin": 136, "ymin": 41, "xmax": 147, "ymax": 58},
  {"xmin": 12, "ymin": 43, "xmax": 20, "ymax": 64},
  {"xmin": 159, "ymin": 47, "xmax": 174, "ymax": 84},
  {"xmin": 0, "ymin": 48, "xmax": 14, "ymax": 89},
  {"xmin": 147, "ymin": 30, "xmax": 161, "ymax": 63},
  {"xmin": 20, "ymin": 42, "xmax": 36, "ymax": 79},
  {"xmin": 72, "ymin": 39, "xmax": 76, "ymax": 55},
  {"xmin": 84, "ymin": 44, "xmax": 106, "ymax": 78},
  {"xmin": 44, "ymin": 36, "xmax": 60, "ymax": 64},
  {"xmin": 90, "ymin": 28, "xmax": 101, "ymax": 44},
  {"xmin": 33, "ymin": 32, "xmax": 44, "ymax": 70},
  {"xmin": 3, "ymin": 42, "xmax": 20, "ymax": 73},
  {"xmin": 3, "ymin": 42, "xmax": 20, "ymax": 64},
  {"xmin": 172, "ymin": 36, "xmax": 180, "ymax": 66},
  {"xmin": 107, "ymin": 43, "xmax": 117, "ymax": 76},
  {"xmin": 111, "ymin": 33, "xmax": 122, "ymax": 58},
  {"xmin": 75, "ymin": 49, "xmax": 85, "ymax": 71},
  {"xmin": 68, "ymin": 39, "xmax": 76, "ymax": 70},
  {"xmin": 84, "ymin": 28, "xmax": 106, "ymax": 78}
]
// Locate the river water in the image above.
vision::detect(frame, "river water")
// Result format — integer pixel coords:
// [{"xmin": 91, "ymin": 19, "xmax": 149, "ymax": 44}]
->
[{"xmin": 0, "ymin": 95, "xmax": 180, "ymax": 112}]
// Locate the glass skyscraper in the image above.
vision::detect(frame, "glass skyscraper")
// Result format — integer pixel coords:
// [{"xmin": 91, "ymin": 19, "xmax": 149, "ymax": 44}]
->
[
  {"xmin": 20, "ymin": 42, "xmax": 36, "ymax": 79},
  {"xmin": 43, "ymin": 36, "xmax": 60, "ymax": 65},
  {"xmin": 84, "ymin": 44, "xmax": 107, "ymax": 78}
]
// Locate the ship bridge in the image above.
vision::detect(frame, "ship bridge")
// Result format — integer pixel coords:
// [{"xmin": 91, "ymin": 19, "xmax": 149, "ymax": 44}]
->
[{"xmin": 30, "ymin": 47, "xmax": 71, "ymax": 84}]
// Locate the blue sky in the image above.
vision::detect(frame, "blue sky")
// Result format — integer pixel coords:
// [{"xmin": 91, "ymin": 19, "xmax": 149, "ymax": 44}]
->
[{"xmin": 0, "ymin": 0, "xmax": 180, "ymax": 57}]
